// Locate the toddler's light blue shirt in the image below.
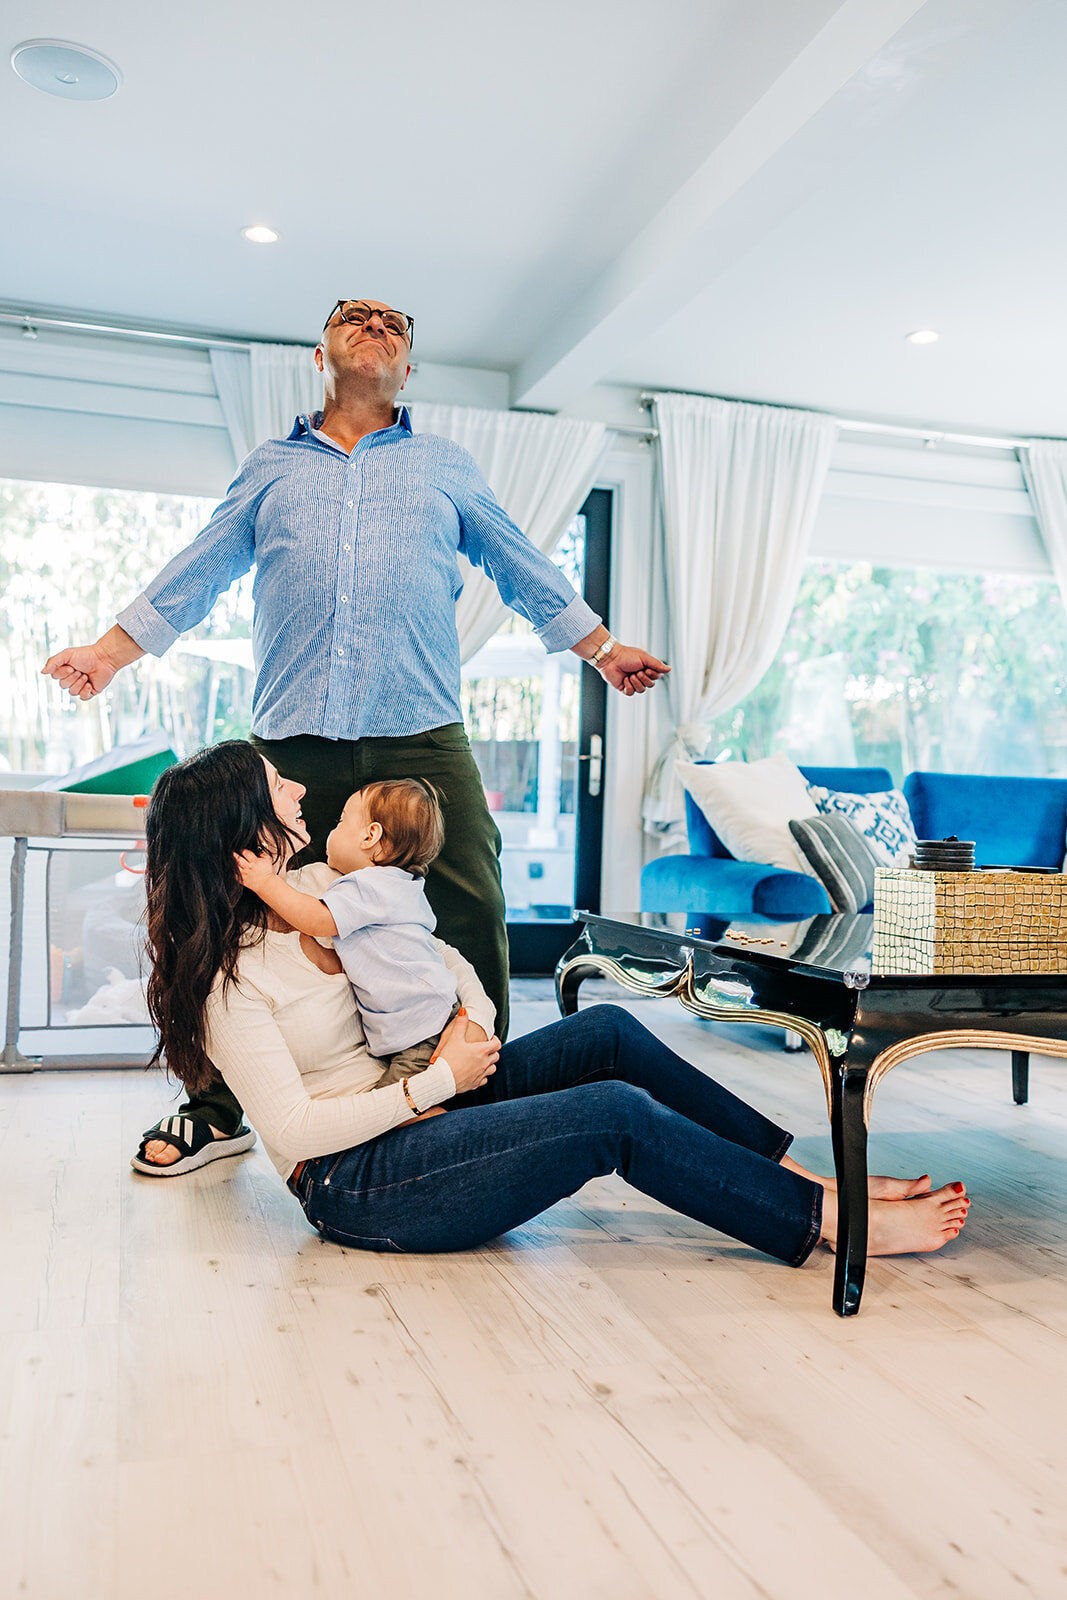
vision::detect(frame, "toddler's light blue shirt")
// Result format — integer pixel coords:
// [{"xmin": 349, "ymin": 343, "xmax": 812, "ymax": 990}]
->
[{"xmin": 323, "ymin": 864, "xmax": 457, "ymax": 1057}]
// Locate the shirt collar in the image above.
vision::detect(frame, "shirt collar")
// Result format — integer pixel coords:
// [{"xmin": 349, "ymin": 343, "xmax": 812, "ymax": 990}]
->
[{"xmin": 287, "ymin": 405, "xmax": 413, "ymax": 441}]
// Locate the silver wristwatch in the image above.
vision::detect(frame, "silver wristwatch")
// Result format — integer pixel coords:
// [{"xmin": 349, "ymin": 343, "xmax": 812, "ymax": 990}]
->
[{"xmin": 589, "ymin": 633, "xmax": 619, "ymax": 668}]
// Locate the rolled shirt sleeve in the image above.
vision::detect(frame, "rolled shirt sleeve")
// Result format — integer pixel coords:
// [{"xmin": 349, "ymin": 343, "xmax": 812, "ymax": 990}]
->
[{"xmin": 452, "ymin": 455, "xmax": 601, "ymax": 653}]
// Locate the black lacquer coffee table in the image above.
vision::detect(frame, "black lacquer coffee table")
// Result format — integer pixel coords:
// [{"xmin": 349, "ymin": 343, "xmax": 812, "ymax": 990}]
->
[{"xmin": 555, "ymin": 911, "xmax": 1067, "ymax": 1315}]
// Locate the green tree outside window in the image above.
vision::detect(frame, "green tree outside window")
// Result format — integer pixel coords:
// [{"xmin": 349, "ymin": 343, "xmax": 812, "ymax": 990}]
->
[{"xmin": 704, "ymin": 562, "xmax": 1067, "ymax": 782}]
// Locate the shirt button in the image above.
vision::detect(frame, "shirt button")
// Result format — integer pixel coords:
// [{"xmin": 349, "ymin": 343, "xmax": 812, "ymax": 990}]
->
[
  {"xmin": 337, "ymin": 647, "xmax": 345, "ymax": 656},
  {"xmin": 346, "ymin": 500, "xmax": 353, "ymax": 508},
  {"xmin": 340, "ymin": 594, "xmax": 348, "ymax": 603},
  {"xmin": 343, "ymin": 543, "xmax": 351, "ymax": 551}
]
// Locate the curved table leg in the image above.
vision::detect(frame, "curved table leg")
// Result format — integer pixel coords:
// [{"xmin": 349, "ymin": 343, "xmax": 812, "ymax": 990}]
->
[
  {"xmin": 1012, "ymin": 1050, "xmax": 1030, "ymax": 1105},
  {"xmin": 829, "ymin": 1061, "xmax": 872, "ymax": 1317},
  {"xmin": 555, "ymin": 960, "xmax": 602, "ymax": 1017}
]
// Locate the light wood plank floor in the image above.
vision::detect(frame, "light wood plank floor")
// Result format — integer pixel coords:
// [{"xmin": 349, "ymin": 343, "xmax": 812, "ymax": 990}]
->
[{"xmin": 2, "ymin": 983, "xmax": 1066, "ymax": 1600}]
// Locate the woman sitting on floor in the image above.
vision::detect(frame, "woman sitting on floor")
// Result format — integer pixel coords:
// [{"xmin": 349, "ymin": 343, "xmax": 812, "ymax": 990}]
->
[{"xmin": 138, "ymin": 741, "xmax": 969, "ymax": 1267}]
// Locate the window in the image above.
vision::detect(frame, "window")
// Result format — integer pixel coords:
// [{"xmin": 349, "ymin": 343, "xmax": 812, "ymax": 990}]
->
[
  {"xmin": 705, "ymin": 561, "xmax": 1067, "ymax": 782},
  {"xmin": 0, "ymin": 477, "xmax": 253, "ymax": 773},
  {"xmin": 460, "ymin": 514, "xmax": 586, "ymax": 919}
]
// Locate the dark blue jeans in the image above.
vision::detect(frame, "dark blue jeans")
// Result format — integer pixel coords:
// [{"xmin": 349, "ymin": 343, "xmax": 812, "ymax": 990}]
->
[{"xmin": 290, "ymin": 1006, "xmax": 823, "ymax": 1267}]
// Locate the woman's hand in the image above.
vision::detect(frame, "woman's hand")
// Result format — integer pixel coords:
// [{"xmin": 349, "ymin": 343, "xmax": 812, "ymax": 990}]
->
[
  {"xmin": 235, "ymin": 847, "xmax": 280, "ymax": 894},
  {"xmin": 433, "ymin": 1008, "xmax": 500, "ymax": 1093}
]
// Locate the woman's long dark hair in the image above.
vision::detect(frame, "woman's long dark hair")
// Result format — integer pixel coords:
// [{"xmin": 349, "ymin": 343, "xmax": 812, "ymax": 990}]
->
[{"xmin": 144, "ymin": 741, "xmax": 302, "ymax": 1095}]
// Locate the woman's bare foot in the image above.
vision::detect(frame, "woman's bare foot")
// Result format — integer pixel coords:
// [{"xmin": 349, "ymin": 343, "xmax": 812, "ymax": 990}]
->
[
  {"xmin": 820, "ymin": 1182, "xmax": 970, "ymax": 1256},
  {"xmin": 781, "ymin": 1154, "xmax": 931, "ymax": 1201},
  {"xmin": 864, "ymin": 1173, "xmax": 932, "ymax": 1200},
  {"xmin": 142, "ymin": 1125, "xmax": 232, "ymax": 1165}
]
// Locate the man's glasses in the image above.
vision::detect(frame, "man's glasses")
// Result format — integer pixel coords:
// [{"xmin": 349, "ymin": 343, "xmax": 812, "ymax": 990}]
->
[{"xmin": 323, "ymin": 300, "xmax": 414, "ymax": 348}]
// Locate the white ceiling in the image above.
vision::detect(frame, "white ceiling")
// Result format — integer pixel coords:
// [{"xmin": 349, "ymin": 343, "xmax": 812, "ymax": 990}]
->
[
  {"xmin": 614, "ymin": 0, "xmax": 1067, "ymax": 436},
  {"xmin": 3, "ymin": 0, "xmax": 1064, "ymax": 435}
]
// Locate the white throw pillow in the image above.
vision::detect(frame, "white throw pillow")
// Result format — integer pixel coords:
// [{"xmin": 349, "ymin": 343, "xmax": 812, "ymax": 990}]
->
[
  {"xmin": 807, "ymin": 784, "xmax": 916, "ymax": 868},
  {"xmin": 677, "ymin": 752, "xmax": 818, "ymax": 875}
]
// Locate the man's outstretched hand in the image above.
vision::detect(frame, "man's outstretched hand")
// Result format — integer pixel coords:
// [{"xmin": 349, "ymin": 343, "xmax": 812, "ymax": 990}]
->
[
  {"xmin": 600, "ymin": 644, "xmax": 670, "ymax": 697},
  {"xmin": 42, "ymin": 643, "xmax": 120, "ymax": 702},
  {"xmin": 42, "ymin": 625, "xmax": 145, "ymax": 701}
]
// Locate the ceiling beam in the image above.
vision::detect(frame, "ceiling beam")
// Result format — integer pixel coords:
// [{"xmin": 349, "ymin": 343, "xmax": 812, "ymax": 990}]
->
[{"xmin": 511, "ymin": 0, "xmax": 1006, "ymax": 410}]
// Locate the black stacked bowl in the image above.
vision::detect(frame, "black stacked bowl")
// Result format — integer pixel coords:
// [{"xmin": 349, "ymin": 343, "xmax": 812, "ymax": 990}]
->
[{"xmin": 911, "ymin": 835, "xmax": 976, "ymax": 872}]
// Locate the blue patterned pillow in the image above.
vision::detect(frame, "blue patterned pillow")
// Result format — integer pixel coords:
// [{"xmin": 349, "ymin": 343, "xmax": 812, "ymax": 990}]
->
[{"xmin": 807, "ymin": 784, "xmax": 916, "ymax": 869}]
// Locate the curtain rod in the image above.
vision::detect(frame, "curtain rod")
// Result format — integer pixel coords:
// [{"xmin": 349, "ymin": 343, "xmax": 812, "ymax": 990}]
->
[
  {"xmin": 0, "ymin": 305, "xmax": 660, "ymax": 439},
  {"xmin": 19, "ymin": 307, "xmax": 1013, "ymax": 450},
  {"xmin": 609, "ymin": 423, "xmax": 658, "ymax": 441},
  {"xmin": 0, "ymin": 307, "xmax": 274, "ymax": 351},
  {"xmin": 639, "ymin": 391, "xmax": 1027, "ymax": 453}
]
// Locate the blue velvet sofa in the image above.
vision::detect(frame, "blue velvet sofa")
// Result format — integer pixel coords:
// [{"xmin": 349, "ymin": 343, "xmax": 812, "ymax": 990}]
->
[{"xmin": 640, "ymin": 764, "xmax": 1067, "ymax": 917}]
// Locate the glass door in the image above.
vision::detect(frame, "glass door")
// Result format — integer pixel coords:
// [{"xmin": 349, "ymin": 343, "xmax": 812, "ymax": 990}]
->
[{"xmin": 461, "ymin": 489, "xmax": 611, "ymax": 974}]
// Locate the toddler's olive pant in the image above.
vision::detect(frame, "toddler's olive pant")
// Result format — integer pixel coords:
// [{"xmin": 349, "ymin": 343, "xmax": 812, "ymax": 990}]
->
[{"xmin": 374, "ymin": 1000, "xmax": 464, "ymax": 1088}]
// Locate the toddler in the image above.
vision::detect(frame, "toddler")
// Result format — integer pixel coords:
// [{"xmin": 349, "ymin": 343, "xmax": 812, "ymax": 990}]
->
[{"xmin": 236, "ymin": 778, "xmax": 468, "ymax": 1085}]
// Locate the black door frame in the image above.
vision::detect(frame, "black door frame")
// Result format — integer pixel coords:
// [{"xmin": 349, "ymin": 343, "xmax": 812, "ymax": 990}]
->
[{"xmin": 506, "ymin": 487, "xmax": 612, "ymax": 977}]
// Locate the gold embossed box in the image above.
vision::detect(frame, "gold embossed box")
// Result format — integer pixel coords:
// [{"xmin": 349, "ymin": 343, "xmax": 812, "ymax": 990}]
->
[{"xmin": 872, "ymin": 867, "xmax": 1067, "ymax": 974}]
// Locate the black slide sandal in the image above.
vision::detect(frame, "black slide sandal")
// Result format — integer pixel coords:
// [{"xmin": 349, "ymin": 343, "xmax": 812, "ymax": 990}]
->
[{"xmin": 131, "ymin": 1115, "xmax": 256, "ymax": 1177}]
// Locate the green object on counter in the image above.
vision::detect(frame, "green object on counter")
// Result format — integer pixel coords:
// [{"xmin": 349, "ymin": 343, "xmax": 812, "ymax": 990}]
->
[{"xmin": 56, "ymin": 743, "xmax": 178, "ymax": 797}]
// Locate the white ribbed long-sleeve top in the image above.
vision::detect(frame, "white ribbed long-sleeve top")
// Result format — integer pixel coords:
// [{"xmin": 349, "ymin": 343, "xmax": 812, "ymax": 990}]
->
[{"xmin": 203, "ymin": 864, "xmax": 496, "ymax": 1179}]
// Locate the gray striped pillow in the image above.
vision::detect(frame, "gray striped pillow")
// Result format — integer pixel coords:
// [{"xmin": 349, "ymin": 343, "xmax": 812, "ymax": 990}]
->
[{"xmin": 788, "ymin": 814, "xmax": 877, "ymax": 913}]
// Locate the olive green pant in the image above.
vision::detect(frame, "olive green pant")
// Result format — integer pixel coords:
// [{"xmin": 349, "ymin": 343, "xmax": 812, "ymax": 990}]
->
[{"xmin": 178, "ymin": 725, "xmax": 509, "ymax": 1135}]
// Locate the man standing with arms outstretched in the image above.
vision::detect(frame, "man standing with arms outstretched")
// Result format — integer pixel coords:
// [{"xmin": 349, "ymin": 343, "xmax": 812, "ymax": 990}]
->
[{"xmin": 44, "ymin": 298, "xmax": 669, "ymax": 1173}]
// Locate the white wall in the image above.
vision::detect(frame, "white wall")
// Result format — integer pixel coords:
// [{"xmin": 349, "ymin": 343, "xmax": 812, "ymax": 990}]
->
[
  {"xmin": 814, "ymin": 436, "xmax": 1046, "ymax": 575},
  {"xmin": 0, "ymin": 324, "xmax": 234, "ymax": 496}
]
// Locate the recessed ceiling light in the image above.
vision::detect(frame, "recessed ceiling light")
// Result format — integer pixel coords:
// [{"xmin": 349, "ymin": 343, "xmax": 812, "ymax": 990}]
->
[
  {"xmin": 10, "ymin": 39, "xmax": 121, "ymax": 100},
  {"xmin": 242, "ymin": 225, "xmax": 280, "ymax": 245},
  {"xmin": 905, "ymin": 329, "xmax": 940, "ymax": 345}
]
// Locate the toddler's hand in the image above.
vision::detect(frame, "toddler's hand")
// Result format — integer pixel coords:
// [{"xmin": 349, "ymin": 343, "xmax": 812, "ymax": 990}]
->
[{"xmin": 234, "ymin": 848, "xmax": 278, "ymax": 893}]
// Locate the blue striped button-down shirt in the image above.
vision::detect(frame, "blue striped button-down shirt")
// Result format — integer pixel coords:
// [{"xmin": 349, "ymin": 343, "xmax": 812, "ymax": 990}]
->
[{"xmin": 116, "ymin": 407, "xmax": 600, "ymax": 740}]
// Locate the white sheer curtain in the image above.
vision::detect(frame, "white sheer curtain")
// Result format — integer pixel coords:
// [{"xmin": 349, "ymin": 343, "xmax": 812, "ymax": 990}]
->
[
  {"xmin": 408, "ymin": 403, "xmax": 609, "ymax": 661},
  {"xmin": 208, "ymin": 347, "xmax": 256, "ymax": 463},
  {"xmin": 210, "ymin": 343, "xmax": 323, "ymax": 467},
  {"xmin": 1021, "ymin": 440, "xmax": 1067, "ymax": 607},
  {"xmin": 643, "ymin": 392, "xmax": 838, "ymax": 843},
  {"xmin": 250, "ymin": 344, "xmax": 323, "ymax": 445}
]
